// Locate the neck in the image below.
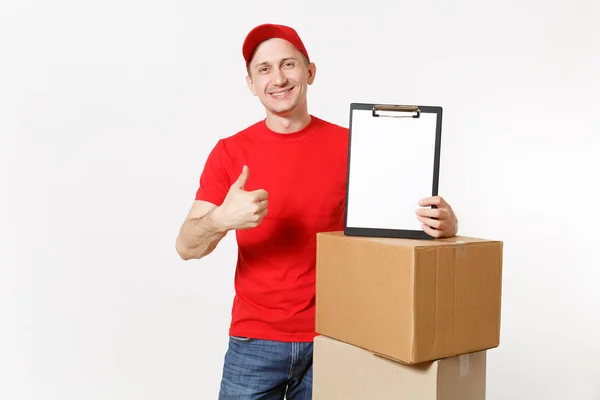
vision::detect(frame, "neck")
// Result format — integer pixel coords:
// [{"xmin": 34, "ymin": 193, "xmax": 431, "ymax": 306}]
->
[{"xmin": 265, "ymin": 106, "xmax": 312, "ymax": 133}]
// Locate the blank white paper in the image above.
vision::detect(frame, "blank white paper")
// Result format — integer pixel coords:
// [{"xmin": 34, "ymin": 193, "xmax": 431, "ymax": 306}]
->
[{"xmin": 345, "ymin": 108, "xmax": 439, "ymax": 231}]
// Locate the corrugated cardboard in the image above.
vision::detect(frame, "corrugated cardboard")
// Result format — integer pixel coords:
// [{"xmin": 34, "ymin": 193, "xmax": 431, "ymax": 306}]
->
[
  {"xmin": 312, "ymin": 335, "xmax": 486, "ymax": 400},
  {"xmin": 315, "ymin": 231, "xmax": 503, "ymax": 364}
]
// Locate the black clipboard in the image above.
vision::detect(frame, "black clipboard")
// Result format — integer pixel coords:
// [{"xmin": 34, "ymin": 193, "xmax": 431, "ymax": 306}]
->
[{"xmin": 344, "ymin": 103, "xmax": 443, "ymax": 240}]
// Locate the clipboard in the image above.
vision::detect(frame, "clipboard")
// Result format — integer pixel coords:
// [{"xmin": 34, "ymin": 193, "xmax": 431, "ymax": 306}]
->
[{"xmin": 344, "ymin": 102, "xmax": 443, "ymax": 240}]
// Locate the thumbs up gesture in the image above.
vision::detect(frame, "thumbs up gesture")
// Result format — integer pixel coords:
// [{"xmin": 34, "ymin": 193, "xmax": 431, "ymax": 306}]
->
[{"xmin": 214, "ymin": 165, "xmax": 269, "ymax": 230}]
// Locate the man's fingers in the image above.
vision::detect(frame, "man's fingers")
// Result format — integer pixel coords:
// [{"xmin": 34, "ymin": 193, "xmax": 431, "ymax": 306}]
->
[
  {"xmin": 422, "ymin": 224, "xmax": 442, "ymax": 238},
  {"xmin": 256, "ymin": 199, "xmax": 268, "ymax": 212},
  {"xmin": 416, "ymin": 207, "xmax": 447, "ymax": 219},
  {"xmin": 416, "ymin": 196, "xmax": 456, "ymax": 239},
  {"xmin": 250, "ymin": 189, "xmax": 269, "ymax": 201},
  {"xmin": 419, "ymin": 196, "xmax": 446, "ymax": 207},
  {"xmin": 233, "ymin": 165, "xmax": 249, "ymax": 189},
  {"xmin": 251, "ymin": 207, "xmax": 268, "ymax": 223},
  {"xmin": 418, "ymin": 216, "xmax": 443, "ymax": 229}
]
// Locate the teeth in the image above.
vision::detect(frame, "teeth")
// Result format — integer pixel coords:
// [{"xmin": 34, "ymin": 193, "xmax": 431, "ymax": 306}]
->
[{"xmin": 271, "ymin": 88, "xmax": 291, "ymax": 96}]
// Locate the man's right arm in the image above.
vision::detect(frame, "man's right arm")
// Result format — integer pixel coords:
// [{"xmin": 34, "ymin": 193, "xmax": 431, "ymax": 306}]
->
[{"xmin": 175, "ymin": 200, "xmax": 230, "ymax": 260}]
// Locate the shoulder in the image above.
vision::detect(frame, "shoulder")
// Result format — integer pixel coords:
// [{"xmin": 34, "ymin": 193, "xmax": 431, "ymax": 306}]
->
[
  {"xmin": 311, "ymin": 115, "xmax": 349, "ymax": 134},
  {"xmin": 227, "ymin": 119, "xmax": 266, "ymax": 138},
  {"xmin": 311, "ymin": 116, "xmax": 349, "ymax": 144},
  {"xmin": 312, "ymin": 115, "xmax": 348, "ymax": 133},
  {"xmin": 212, "ymin": 120, "xmax": 265, "ymax": 152}
]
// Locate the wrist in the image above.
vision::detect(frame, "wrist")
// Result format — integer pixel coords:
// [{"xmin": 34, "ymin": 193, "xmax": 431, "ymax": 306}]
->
[{"xmin": 207, "ymin": 206, "xmax": 230, "ymax": 234}]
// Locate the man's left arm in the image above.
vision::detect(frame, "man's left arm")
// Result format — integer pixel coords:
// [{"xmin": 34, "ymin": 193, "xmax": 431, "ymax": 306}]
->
[{"xmin": 415, "ymin": 196, "xmax": 459, "ymax": 238}]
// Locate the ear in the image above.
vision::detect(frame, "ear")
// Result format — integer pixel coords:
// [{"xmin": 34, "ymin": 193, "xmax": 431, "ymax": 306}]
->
[
  {"xmin": 307, "ymin": 62, "xmax": 317, "ymax": 85},
  {"xmin": 246, "ymin": 74, "xmax": 257, "ymax": 96}
]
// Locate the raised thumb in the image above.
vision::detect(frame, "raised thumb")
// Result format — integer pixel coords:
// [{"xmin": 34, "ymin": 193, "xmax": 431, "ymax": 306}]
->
[{"xmin": 233, "ymin": 165, "xmax": 249, "ymax": 189}]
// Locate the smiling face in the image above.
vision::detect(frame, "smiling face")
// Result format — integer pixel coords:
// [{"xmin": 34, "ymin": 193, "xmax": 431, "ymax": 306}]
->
[{"xmin": 246, "ymin": 38, "xmax": 316, "ymax": 118}]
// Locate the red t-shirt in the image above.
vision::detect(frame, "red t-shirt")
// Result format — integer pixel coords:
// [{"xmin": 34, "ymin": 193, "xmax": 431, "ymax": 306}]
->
[{"xmin": 195, "ymin": 115, "xmax": 349, "ymax": 342}]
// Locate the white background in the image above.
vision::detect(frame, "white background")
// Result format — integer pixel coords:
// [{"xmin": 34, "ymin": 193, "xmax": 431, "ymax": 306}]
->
[{"xmin": 1, "ymin": 0, "xmax": 599, "ymax": 399}]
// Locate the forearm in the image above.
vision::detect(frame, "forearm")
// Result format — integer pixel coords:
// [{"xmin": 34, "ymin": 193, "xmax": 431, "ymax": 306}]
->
[{"xmin": 176, "ymin": 209, "xmax": 229, "ymax": 260}]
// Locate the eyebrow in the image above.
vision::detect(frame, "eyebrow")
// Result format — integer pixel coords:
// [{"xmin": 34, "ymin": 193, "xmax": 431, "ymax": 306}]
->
[{"xmin": 254, "ymin": 57, "xmax": 299, "ymax": 69}]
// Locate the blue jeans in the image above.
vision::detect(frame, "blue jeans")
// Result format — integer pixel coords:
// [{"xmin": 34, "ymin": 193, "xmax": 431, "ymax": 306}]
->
[{"xmin": 218, "ymin": 336, "xmax": 313, "ymax": 399}]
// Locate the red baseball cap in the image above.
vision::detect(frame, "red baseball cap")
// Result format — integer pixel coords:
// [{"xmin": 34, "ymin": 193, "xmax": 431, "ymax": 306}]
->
[{"xmin": 242, "ymin": 23, "xmax": 310, "ymax": 68}]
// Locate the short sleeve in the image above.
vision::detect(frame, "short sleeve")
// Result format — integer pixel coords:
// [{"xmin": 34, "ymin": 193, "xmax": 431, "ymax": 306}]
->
[{"xmin": 194, "ymin": 139, "xmax": 231, "ymax": 206}]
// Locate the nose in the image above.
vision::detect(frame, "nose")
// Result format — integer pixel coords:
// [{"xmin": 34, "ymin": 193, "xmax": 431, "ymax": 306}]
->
[{"xmin": 272, "ymin": 68, "xmax": 287, "ymax": 86}]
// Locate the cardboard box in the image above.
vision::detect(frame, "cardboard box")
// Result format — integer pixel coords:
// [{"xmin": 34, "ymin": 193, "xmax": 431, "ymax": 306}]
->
[
  {"xmin": 312, "ymin": 335, "xmax": 486, "ymax": 400},
  {"xmin": 315, "ymin": 231, "xmax": 502, "ymax": 364}
]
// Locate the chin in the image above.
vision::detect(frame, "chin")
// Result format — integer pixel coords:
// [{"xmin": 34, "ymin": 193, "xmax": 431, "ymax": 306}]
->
[
  {"xmin": 265, "ymin": 101, "xmax": 296, "ymax": 115},
  {"xmin": 273, "ymin": 105, "xmax": 300, "ymax": 116}
]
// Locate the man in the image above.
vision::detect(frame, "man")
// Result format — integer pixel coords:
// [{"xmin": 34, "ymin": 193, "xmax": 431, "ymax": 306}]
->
[{"xmin": 175, "ymin": 23, "xmax": 459, "ymax": 399}]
